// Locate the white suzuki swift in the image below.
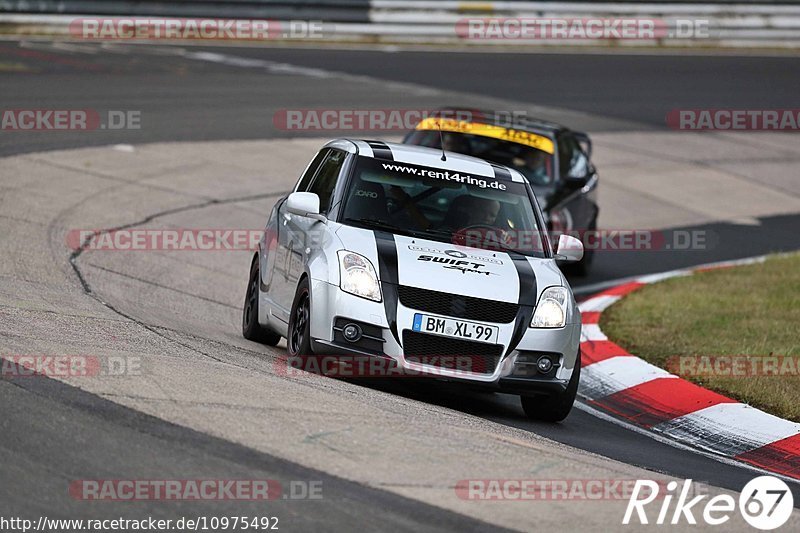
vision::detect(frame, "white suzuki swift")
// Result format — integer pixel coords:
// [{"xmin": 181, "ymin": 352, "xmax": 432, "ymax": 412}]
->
[{"xmin": 243, "ymin": 139, "xmax": 584, "ymax": 421}]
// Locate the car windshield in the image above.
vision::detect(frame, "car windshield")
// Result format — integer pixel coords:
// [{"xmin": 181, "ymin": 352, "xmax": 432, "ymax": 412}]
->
[
  {"xmin": 341, "ymin": 156, "xmax": 548, "ymax": 258},
  {"xmin": 404, "ymin": 129, "xmax": 555, "ymax": 187}
]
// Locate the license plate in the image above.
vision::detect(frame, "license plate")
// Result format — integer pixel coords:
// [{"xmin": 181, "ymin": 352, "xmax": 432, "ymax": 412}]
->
[{"xmin": 412, "ymin": 313, "xmax": 499, "ymax": 343}]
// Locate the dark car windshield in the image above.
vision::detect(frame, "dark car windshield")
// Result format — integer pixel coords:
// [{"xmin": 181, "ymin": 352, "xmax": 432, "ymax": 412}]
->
[
  {"xmin": 405, "ymin": 129, "xmax": 555, "ymax": 187},
  {"xmin": 340, "ymin": 156, "xmax": 548, "ymax": 258}
]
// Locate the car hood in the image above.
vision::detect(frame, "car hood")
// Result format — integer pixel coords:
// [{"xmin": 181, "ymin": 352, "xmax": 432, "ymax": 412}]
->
[{"xmin": 335, "ymin": 225, "xmax": 563, "ymax": 306}]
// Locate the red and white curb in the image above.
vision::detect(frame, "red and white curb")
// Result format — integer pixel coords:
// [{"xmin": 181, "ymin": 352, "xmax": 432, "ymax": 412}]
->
[{"xmin": 576, "ymin": 256, "xmax": 800, "ymax": 481}]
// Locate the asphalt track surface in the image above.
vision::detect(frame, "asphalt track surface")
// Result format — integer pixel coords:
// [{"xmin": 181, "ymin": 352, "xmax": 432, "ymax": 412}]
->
[
  {"xmin": 2, "ymin": 40, "xmax": 799, "ymax": 285},
  {"xmin": 2, "ymin": 40, "xmax": 800, "ymax": 529}
]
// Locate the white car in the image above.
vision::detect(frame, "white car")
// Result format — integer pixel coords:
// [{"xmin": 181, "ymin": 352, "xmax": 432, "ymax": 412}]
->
[{"xmin": 242, "ymin": 139, "xmax": 584, "ymax": 421}]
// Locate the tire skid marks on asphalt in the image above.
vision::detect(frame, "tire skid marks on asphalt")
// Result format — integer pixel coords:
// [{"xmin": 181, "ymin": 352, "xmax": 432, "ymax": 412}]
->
[
  {"xmin": 577, "ymin": 255, "xmax": 800, "ymax": 480},
  {"xmin": 652, "ymin": 403, "xmax": 800, "ymax": 457},
  {"xmin": 737, "ymin": 434, "xmax": 800, "ymax": 479},
  {"xmin": 590, "ymin": 377, "xmax": 736, "ymax": 428}
]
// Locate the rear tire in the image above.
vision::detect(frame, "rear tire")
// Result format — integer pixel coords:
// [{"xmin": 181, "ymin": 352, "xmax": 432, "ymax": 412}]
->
[
  {"xmin": 287, "ymin": 277, "xmax": 314, "ymax": 357},
  {"xmin": 242, "ymin": 255, "xmax": 281, "ymax": 346},
  {"xmin": 520, "ymin": 350, "xmax": 581, "ymax": 422}
]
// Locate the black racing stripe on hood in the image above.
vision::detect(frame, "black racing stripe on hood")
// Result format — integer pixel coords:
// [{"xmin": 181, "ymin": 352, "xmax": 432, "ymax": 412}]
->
[
  {"xmin": 373, "ymin": 231, "xmax": 400, "ymax": 344},
  {"xmin": 366, "ymin": 141, "xmax": 394, "ymax": 161},
  {"xmin": 505, "ymin": 254, "xmax": 538, "ymax": 356}
]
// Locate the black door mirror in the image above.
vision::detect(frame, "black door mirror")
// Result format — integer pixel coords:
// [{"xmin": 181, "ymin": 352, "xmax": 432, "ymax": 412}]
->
[
  {"xmin": 572, "ymin": 132, "xmax": 592, "ymax": 159},
  {"xmin": 558, "ymin": 132, "xmax": 592, "ymax": 188}
]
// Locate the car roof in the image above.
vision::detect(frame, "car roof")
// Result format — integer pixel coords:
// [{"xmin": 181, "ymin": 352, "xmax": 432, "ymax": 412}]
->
[
  {"xmin": 325, "ymin": 138, "xmax": 527, "ymax": 183},
  {"xmin": 430, "ymin": 107, "xmax": 567, "ymax": 136}
]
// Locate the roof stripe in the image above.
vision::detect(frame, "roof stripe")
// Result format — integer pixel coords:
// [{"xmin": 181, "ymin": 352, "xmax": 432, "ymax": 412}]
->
[
  {"xmin": 350, "ymin": 140, "xmax": 374, "ymax": 158},
  {"xmin": 366, "ymin": 140, "xmax": 394, "ymax": 161}
]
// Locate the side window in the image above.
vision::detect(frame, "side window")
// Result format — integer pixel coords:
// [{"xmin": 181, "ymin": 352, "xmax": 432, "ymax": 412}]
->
[
  {"xmin": 308, "ymin": 149, "xmax": 346, "ymax": 213},
  {"xmin": 296, "ymin": 149, "xmax": 329, "ymax": 192},
  {"xmin": 557, "ymin": 134, "xmax": 589, "ymax": 179}
]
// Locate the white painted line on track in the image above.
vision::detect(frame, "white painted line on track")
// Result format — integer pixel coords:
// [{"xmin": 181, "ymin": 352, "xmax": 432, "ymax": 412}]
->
[
  {"xmin": 578, "ymin": 294, "xmax": 621, "ymax": 312},
  {"xmin": 580, "ymin": 323, "xmax": 607, "ymax": 342}
]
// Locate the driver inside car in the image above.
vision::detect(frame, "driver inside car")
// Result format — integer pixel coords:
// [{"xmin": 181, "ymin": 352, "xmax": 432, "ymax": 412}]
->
[
  {"xmin": 441, "ymin": 194, "xmax": 515, "ymax": 250},
  {"xmin": 469, "ymin": 196, "xmax": 501, "ymax": 226},
  {"xmin": 443, "ymin": 194, "xmax": 501, "ymax": 228}
]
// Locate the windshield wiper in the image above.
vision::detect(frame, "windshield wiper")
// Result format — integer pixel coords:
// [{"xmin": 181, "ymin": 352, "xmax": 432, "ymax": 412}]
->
[
  {"xmin": 447, "ymin": 227, "xmax": 537, "ymax": 257},
  {"xmin": 487, "ymin": 239, "xmax": 534, "ymax": 257},
  {"xmin": 343, "ymin": 217, "xmax": 407, "ymax": 234},
  {"xmin": 344, "ymin": 218, "xmax": 453, "ymax": 243},
  {"xmin": 344, "ymin": 217, "xmax": 536, "ymax": 256}
]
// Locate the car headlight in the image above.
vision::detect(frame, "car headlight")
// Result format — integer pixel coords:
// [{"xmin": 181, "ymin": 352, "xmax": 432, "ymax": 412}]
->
[
  {"xmin": 338, "ymin": 251, "xmax": 382, "ymax": 302},
  {"xmin": 530, "ymin": 286, "xmax": 568, "ymax": 328}
]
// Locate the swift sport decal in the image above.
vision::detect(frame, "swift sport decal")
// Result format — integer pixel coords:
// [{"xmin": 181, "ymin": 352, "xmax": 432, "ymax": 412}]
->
[
  {"xmin": 416, "ymin": 255, "xmax": 495, "ymax": 276},
  {"xmin": 407, "ymin": 245, "xmax": 504, "ymax": 265},
  {"xmin": 394, "ymin": 235, "xmax": 520, "ymax": 303}
]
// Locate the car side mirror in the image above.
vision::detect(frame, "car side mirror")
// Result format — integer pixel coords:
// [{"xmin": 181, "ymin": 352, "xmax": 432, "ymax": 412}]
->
[
  {"xmin": 286, "ymin": 192, "xmax": 326, "ymax": 222},
  {"xmin": 564, "ymin": 173, "xmax": 590, "ymax": 188},
  {"xmin": 573, "ymin": 132, "xmax": 592, "ymax": 159},
  {"xmin": 554, "ymin": 234, "xmax": 584, "ymax": 262}
]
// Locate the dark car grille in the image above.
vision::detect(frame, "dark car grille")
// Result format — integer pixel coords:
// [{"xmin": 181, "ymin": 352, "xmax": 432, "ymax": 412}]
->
[
  {"xmin": 402, "ymin": 330, "xmax": 504, "ymax": 375},
  {"xmin": 397, "ymin": 285, "xmax": 519, "ymax": 324}
]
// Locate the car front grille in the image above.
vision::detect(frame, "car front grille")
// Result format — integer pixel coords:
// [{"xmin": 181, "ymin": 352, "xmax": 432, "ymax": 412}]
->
[
  {"xmin": 402, "ymin": 330, "xmax": 504, "ymax": 375},
  {"xmin": 397, "ymin": 285, "xmax": 519, "ymax": 324}
]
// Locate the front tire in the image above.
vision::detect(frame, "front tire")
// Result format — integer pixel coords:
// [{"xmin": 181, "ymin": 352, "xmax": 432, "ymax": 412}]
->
[
  {"xmin": 287, "ymin": 277, "xmax": 314, "ymax": 357},
  {"xmin": 242, "ymin": 255, "xmax": 281, "ymax": 346},
  {"xmin": 520, "ymin": 350, "xmax": 581, "ymax": 422}
]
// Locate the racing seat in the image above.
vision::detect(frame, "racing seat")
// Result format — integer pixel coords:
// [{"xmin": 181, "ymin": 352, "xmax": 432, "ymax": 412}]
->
[{"xmin": 347, "ymin": 180, "xmax": 389, "ymax": 223}]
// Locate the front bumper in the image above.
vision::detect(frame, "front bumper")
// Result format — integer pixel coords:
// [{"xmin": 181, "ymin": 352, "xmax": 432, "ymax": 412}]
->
[{"xmin": 309, "ymin": 279, "xmax": 581, "ymax": 393}]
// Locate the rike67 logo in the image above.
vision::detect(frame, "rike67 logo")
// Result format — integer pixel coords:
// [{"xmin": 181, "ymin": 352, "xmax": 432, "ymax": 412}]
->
[{"xmin": 624, "ymin": 476, "xmax": 794, "ymax": 530}]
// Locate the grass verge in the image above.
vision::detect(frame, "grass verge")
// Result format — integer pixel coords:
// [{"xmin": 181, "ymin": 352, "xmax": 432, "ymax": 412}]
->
[{"xmin": 601, "ymin": 253, "xmax": 800, "ymax": 422}]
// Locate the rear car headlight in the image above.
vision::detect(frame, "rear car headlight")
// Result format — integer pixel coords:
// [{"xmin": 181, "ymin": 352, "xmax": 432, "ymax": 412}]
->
[
  {"xmin": 530, "ymin": 286, "xmax": 568, "ymax": 328},
  {"xmin": 338, "ymin": 251, "xmax": 382, "ymax": 302}
]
